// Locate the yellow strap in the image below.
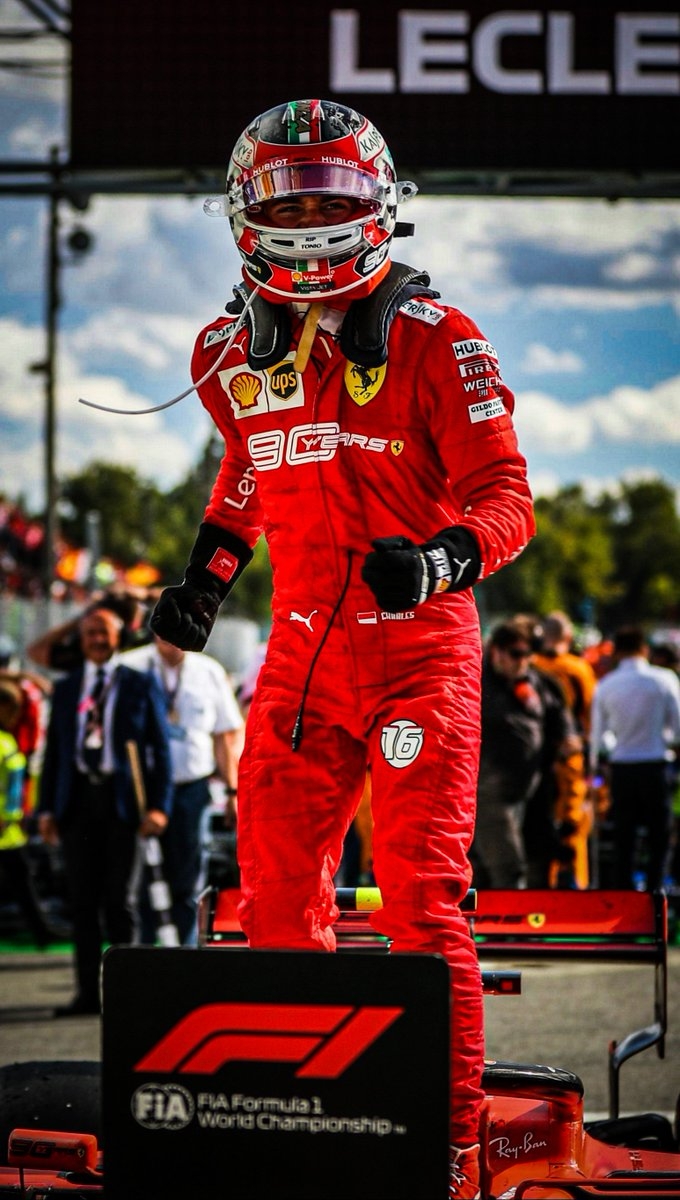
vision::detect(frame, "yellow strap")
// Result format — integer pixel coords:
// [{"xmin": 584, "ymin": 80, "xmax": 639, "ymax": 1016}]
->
[{"xmin": 293, "ymin": 302, "xmax": 323, "ymax": 374}]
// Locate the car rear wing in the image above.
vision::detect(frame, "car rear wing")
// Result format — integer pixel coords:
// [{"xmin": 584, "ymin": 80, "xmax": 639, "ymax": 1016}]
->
[
  {"xmin": 470, "ymin": 888, "xmax": 668, "ymax": 1119},
  {"xmin": 198, "ymin": 885, "xmax": 667, "ymax": 1119},
  {"xmin": 198, "ymin": 884, "xmax": 520, "ymax": 1000}
]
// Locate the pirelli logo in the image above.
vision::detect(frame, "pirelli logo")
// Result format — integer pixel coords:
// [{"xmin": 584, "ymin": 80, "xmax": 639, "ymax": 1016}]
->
[{"xmin": 134, "ymin": 1003, "xmax": 403, "ymax": 1078}]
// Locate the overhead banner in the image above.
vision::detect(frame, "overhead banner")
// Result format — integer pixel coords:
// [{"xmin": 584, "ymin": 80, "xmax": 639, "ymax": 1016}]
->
[{"xmin": 70, "ymin": 1, "xmax": 679, "ymax": 178}]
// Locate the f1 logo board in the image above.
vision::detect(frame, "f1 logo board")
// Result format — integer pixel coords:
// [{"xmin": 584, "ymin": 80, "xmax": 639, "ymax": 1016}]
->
[{"xmin": 102, "ymin": 947, "xmax": 450, "ymax": 1198}]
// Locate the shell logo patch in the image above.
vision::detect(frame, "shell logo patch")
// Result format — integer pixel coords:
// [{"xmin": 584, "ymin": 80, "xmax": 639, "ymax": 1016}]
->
[
  {"xmin": 226, "ymin": 371, "xmax": 262, "ymax": 411},
  {"xmin": 390, "ymin": 440, "xmax": 404, "ymax": 456},
  {"xmin": 218, "ymin": 352, "xmax": 305, "ymax": 418},
  {"xmin": 344, "ymin": 361, "xmax": 387, "ymax": 406},
  {"xmin": 527, "ymin": 913, "xmax": 546, "ymax": 929}
]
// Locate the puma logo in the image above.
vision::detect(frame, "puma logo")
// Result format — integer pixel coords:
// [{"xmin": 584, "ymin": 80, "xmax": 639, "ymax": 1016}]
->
[{"xmin": 290, "ymin": 610, "xmax": 318, "ymax": 632}]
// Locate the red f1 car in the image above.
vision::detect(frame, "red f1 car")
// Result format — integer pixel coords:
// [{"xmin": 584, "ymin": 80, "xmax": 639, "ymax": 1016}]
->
[{"xmin": 0, "ymin": 887, "xmax": 677, "ymax": 1198}]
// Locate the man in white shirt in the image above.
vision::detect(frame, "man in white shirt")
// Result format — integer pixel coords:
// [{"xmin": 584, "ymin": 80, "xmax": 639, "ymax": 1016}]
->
[
  {"xmin": 590, "ymin": 625, "xmax": 680, "ymax": 890},
  {"xmin": 124, "ymin": 634, "xmax": 244, "ymax": 943}
]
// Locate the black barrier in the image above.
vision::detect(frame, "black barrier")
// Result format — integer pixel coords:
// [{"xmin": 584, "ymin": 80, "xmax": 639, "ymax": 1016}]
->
[
  {"xmin": 70, "ymin": 0, "xmax": 679, "ymax": 179},
  {"xmin": 102, "ymin": 947, "xmax": 450, "ymax": 1199}
]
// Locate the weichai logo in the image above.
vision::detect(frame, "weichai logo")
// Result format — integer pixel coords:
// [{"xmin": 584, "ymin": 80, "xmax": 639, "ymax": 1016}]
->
[{"xmin": 134, "ymin": 1003, "xmax": 403, "ymax": 1078}]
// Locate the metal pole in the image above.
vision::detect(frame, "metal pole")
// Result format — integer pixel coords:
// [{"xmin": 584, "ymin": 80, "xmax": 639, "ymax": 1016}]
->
[{"xmin": 43, "ymin": 147, "xmax": 61, "ymax": 594}]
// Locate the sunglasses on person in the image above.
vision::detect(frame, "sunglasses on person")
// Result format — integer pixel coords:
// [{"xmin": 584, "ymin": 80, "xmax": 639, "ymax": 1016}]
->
[{"xmin": 504, "ymin": 646, "xmax": 531, "ymax": 660}]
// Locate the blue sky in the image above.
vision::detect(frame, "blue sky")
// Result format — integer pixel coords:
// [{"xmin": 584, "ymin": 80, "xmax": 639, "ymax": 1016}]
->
[{"xmin": 1, "ymin": 1, "xmax": 679, "ymax": 511}]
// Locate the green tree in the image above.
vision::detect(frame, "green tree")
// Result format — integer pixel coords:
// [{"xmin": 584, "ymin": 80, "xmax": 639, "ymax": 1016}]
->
[
  {"xmin": 147, "ymin": 433, "xmax": 224, "ymax": 579},
  {"xmin": 60, "ymin": 463, "xmax": 163, "ymax": 567},
  {"xmin": 147, "ymin": 434, "xmax": 273, "ymax": 623},
  {"xmin": 56, "ymin": 456, "xmax": 680, "ymax": 639},
  {"xmin": 476, "ymin": 484, "xmax": 617, "ymax": 626},
  {"xmin": 596, "ymin": 479, "xmax": 680, "ymax": 628}
]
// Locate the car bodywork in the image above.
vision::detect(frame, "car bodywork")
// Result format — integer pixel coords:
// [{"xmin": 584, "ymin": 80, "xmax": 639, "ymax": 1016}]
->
[{"xmin": 0, "ymin": 887, "xmax": 677, "ymax": 1198}]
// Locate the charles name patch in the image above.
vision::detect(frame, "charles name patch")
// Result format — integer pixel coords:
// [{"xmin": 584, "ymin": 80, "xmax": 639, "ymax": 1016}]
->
[{"xmin": 468, "ymin": 397, "xmax": 505, "ymax": 424}]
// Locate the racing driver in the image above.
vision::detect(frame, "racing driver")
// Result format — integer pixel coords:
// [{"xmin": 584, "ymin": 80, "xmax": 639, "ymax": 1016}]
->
[{"xmin": 151, "ymin": 97, "xmax": 535, "ymax": 1199}]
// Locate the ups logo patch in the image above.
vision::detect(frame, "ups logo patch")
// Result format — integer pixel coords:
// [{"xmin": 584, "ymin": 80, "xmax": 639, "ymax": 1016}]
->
[{"xmin": 267, "ymin": 361, "xmax": 298, "ymax": 402}]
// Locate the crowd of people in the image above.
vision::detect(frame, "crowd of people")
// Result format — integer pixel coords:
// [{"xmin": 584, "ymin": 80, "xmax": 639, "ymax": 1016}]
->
[
  {"xmin": 0, "ymin": 498, "xmax": 45, "ymax": 598},
  {"xmin": 2, "ymin": 590, "xmax": 679, "ymax": 1189},
  {"xmin": 4, "ymin": 588, "xmax": 678, "ymax": 1200},
  {"xmin": 334, "ymin": 610, "xmax": 680, "ymax": 899},
  {"xmin": 471, "ymin": 612, "xmax": 680, "ymax": 895},
  {"xmin": 0, "ymin": 585, "xmax": 246, "ymax": 1013}
]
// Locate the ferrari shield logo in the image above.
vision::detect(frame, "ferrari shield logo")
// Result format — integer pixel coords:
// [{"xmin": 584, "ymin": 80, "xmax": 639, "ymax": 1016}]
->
[
  {"xmin": 391, "ymin": 440, "xmax": 404, "ymax": 456},
  {"xmin": 344, "ymin": 361, "xmax": 387, "ymax": 406},
  {"xmin": 527, "ymin": 913, "xmax": 546, "ymax": 928}
]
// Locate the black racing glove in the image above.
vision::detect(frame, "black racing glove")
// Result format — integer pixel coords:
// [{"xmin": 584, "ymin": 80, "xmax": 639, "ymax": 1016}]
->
[
  {"xmin": 361, "ymin": 527, "xmax": 481, "ymax": 613},
  {"xmin": 150, "ymin": 522, "xmax": 252, "ymax": 651}
]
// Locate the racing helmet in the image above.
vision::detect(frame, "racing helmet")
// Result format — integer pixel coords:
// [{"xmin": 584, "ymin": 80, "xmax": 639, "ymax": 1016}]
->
[{"xmin": 205, "ymin": 99, "xmax": 417, "ymax": 303}]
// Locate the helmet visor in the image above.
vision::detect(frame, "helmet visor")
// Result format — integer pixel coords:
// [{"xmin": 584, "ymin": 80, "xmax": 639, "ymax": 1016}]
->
[{"xmin": 228, "ymin": 162, "xmax": 389, "ymax": 216}]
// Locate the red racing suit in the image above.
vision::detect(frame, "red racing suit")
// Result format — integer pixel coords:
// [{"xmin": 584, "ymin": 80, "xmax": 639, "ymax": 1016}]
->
[{"xmin": 192, "ymin": 285, "xmax": 535, "ymax": 1145}]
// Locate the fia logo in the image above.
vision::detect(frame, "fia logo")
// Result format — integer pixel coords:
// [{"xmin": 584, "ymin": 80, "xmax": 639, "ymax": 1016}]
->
[{"xmin": 132, "ymin": 1083, "xmax": 194, "ymax": 1130}]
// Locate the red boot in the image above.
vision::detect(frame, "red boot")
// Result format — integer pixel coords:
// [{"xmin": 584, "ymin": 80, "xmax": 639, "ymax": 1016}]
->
[{"xmin": 449, "ymin": 1143, "xmax": 481, "ymax": 1199}]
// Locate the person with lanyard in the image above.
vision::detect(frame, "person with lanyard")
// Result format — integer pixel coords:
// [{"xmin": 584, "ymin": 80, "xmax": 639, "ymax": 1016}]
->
[
  {"xmin": 37, "ymin": 606, "xmax": 173, "ymax": 1016},
  {"xmin": 123, "ymin": 632, "xmax": 244, "ymax": 944}
]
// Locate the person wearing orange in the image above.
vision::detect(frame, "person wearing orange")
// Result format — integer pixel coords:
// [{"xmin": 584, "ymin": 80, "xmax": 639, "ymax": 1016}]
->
[{"xmin": 532, "ymin": 611, "xmax": 597, "ymax": 887}]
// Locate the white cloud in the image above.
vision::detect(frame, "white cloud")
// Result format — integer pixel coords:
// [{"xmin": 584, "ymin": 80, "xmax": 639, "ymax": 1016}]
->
[
  {"xmin": 407, "ymin": 196, "xmax": 680, "ymax": 317},
  {"xmin": 67, "ymin": 310, "xmax": 199, "ymax": 373},
  {"xmin": 0, "ymin": 433, "xmax": 45, "ymax": 507},
  {"xmin": 521, "ymin": 343, "xmax": 584, "ymax": 374},
  {"xmin": 0, "ymin": 209, "xmax": 45, "ymax": 296},
  {"xmin": 411, "ymin": 196, "xmax": 680, "ymax": 258},
  {"xmin": 9, "ymin": 113, "xmax": 64, "ymax": 155},
  {"xmin": 0, "ymin": 316, "xmax": 49, "ymax": 414},
  {"xmin": 56, "ymin": 349, "xmax": 209, "ymax": 488},
  {"xmin": 514, "ymin": 374, "xmax": 680, "ymax": 456},
  {"xmin": 57, "ymin": 382, "xmax": 204, "ymax": 491},
  {"xmin": 55, "ymin": 194, "xmax": 237, "ymax": 319},
  {"xmin": 0, "ymin": 314, "xmax": 209, "ymax": 507},
  {"xmin": 524, "ymin": 467, "xmax": 562, "ymax": 499},
  {"xmin": 604, "ymin": 252, "xmax": 662, "ymax": 283},
  {"xmin": 514, "ymin": 390, "xmax": 593, "ymax": 454},
  {"xmin": 530, "ymin": 286, "xmax": 675, "ymax": 312},
  {"xmin": 591, "ymin": 378, "xmax": 680, "ymax": 444}
]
